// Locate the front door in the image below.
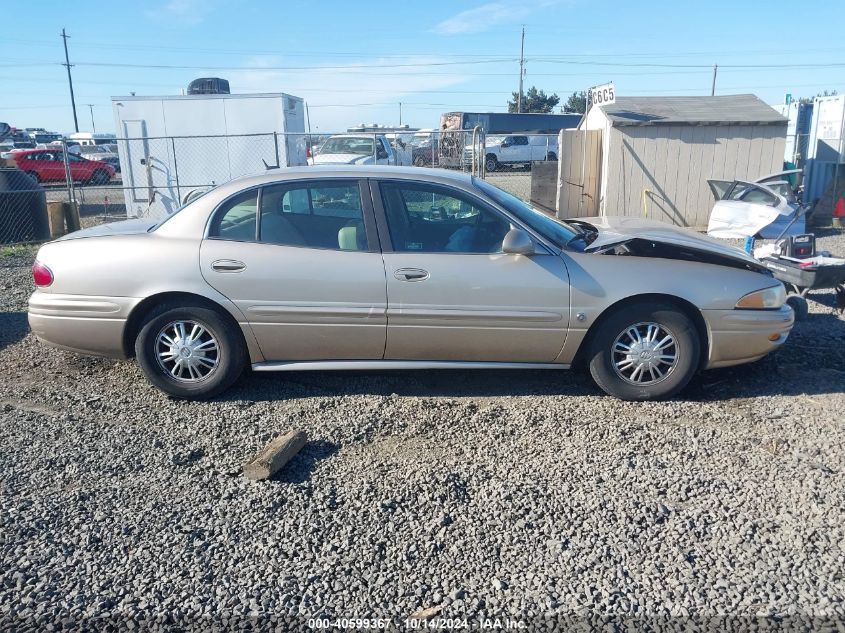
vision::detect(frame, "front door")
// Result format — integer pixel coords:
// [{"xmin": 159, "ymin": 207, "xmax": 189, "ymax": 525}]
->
[
  {"xmin": 374, "ymin": 179, "xmax": 570, "ymax": 362},
  {"xmin": 200, "ymin": 178, "xmax": 387, "ymax": 361}
]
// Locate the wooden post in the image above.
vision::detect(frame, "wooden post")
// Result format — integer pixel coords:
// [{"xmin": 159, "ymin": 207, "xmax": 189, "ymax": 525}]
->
[
  {"xmin": 47, "ymin": 202, "xmax": 67, "ymax": 238},
  {"xmin": 243, "ymin": 430, "xmax": 307, "ymax": 481},
  {"xmin": 64, "ymin": 201, "xmax": 81, "ymax": 233}
]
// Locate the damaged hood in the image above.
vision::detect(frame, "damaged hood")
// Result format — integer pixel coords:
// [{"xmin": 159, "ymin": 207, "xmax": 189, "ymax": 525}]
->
[
  {"xmin": 53, "ymin": 218, "xmax": 157, "ymax": 242},
  {"xmin": 576, "ymin": 216, "xmax": 762, "ymax": 268}
]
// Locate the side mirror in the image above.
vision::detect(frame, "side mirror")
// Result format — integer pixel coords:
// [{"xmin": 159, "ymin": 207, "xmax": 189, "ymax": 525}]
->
[
  {"xmin": 376, "ymin": 149, "xmax": 388, "ymax": 159},
  {"xmin": 501, "ymin": 139, "xmax": 511, "ymax": 148},
  {"xmin": 502, "ymin": 228, "xmax": 534, "ymax": 255}
]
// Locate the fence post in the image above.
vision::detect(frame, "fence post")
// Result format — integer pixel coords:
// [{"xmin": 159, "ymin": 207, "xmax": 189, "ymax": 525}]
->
[
  {"xmin": 273, "ymin": 132, "xmax": 280, "ymax": 168},
  {"xmin": 170, "ymin": 137, "xmax": 181, "ymax": 204},
  {"xmin": 61, "ymin": 139, "xmax": 75, "ymax": 206}
]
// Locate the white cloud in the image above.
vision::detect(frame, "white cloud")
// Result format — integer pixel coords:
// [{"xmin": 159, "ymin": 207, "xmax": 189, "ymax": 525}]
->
[
  {"xmin": 228, "ymin": 56, "xmax": 473, "ymax": 131},
  {"xmin": 145, "ymin": 0, "xmax": 211, "ymax": 26},
  {"xmin": 433, "ymin": 0, "xmax": 560, "ymax": 36}
]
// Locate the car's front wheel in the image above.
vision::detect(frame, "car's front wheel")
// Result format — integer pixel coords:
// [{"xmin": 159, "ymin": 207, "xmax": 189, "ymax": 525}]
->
[
  {"xmin": 587, "ymin": 301, "xmax": 700, "ymax": 401},
  {"xmin": 135, "ymin": 303, "xmax": 246, "ymax": 399}
]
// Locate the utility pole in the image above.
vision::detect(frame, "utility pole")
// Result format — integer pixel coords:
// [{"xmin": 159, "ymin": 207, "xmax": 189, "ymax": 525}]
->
[
  {"xmin": 517, "ymin": 26, "xmax": 525, "ymax": 113},
  {"xmin": 711, "ymin": 63, "xmax": 718, "ymax": 96},
  {"xmin": 399, "ymin": 102, "xmax": 402, "ymax": 126},
  {"xmin": 61, "ymin": 28, "xmax": 79, "ymax": 132},
  {"xmin": 86, "ymin": 104, "xmax": 96, "ymax": 132}
]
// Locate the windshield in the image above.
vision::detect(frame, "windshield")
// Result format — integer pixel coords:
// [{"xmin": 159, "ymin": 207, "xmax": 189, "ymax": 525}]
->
[
  {"xmin": 473, "ymin": 178, "xmax": 580, "ymax": 249},
  {"xmin": 320, "ymin": 137, "xmax": 374, "ymax": 155}
]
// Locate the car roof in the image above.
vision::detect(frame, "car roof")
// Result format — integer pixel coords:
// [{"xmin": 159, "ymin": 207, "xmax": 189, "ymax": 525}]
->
[{"xmin": 228, "ymin": 165, "xmax": 475, "ymax": 190}]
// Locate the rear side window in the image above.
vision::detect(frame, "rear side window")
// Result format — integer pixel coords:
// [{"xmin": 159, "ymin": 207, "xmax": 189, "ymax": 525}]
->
[
  {"xmin": 260, "ymin": 181, "xmax": 368, "ymax": 251},
  {"xmin": 208, "ymin": 190, "xmax": 258, "ymax": 241}
]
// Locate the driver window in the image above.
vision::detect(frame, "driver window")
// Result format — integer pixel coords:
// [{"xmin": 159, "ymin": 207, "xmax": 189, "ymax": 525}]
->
[{"xmin": 380, "ymin": 182, "xmax": 511, "ymax": 254}]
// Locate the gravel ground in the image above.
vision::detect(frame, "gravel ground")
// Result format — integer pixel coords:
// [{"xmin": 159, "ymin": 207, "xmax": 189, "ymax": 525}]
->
[{"xmin": 1, "ymin": 232, "xmax": 844, "ymax": 631}]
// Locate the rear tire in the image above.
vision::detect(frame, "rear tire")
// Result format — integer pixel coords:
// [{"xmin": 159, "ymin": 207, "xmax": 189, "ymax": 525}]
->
[
  {"xmin": 547, "ymin": 152, "xmax": 557, "ymax": 161},
  {"xmin": 587, "ymin": 301, "xmax": 700, "ymax": 401},
  {"xmin": 135, "ymin": 303, "xmax": 246, "ymax": 400},
  {"xmin": 485, "ymin": 154, "xmax": 498, "ymax": 172},
  {"xmin": 90, "ymin": 169, "xmax": 110, "ymax": 185},
  {"xmin": 25, "ymin": 170, "xmax": 40, "ymax": 183}
]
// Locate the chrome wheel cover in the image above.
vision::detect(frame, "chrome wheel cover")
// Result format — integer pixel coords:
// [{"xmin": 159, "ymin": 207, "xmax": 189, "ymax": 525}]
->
[
  {"xmin": 155, "ymin": 320, "xmax": 220, "ymax": 382},
  {"xmin": 611, "ymin": 322, "xmax": 679, "ymax": 386}
]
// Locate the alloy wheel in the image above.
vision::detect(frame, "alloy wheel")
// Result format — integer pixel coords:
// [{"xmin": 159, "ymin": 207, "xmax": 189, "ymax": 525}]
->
[
  {"xmin": 611, "ymin": 322, "xmax": 679, "ymax": 385},
  {"xmin": 155, "ymin": 320, "xmax": 220, "ymax": 382}
]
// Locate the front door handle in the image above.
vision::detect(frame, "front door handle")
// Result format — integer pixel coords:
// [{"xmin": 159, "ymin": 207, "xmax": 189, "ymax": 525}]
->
[
  {"xmin": 211, "ymin": 259, "xmax": 246, "ymax": 273},
  {"xmin": 394, "ymin": 268, "xmax": 429, "ymax": 282}
]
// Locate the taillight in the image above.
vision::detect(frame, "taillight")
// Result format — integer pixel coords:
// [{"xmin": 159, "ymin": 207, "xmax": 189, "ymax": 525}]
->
[
  {"xmin": 307, "ymin": 147, "xmax": 312, "ymax": 158},
  {"xmin": 32, "ymin": 261, "xmax": 53, "ymax": 287}
]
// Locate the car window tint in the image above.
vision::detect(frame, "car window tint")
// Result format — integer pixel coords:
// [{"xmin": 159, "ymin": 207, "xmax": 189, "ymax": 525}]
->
[
  {"xmin": 209, "ymin": 190, "xmax": 258, "ymax": 241},
  {"xmin": 260, "ymin": 181, "xmax": 367, "ymax": 251},
  {"xmin": 380, "ymin": 182, "xmax": 511, "ymax": 254}
]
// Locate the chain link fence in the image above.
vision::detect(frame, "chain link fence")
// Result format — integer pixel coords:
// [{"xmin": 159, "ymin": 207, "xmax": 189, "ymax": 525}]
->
[{"xmin": 0, "ymin": 131, "xmax": 562, "ymax": 244}]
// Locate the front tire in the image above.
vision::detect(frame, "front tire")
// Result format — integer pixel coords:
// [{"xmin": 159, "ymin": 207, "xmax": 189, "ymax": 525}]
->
[
  {"xmin": 587, "ymin": 301, "xmax": 700, "ymax": 401},
  {"xmin": 485, "ymin": 154, "xmax": 498, "ymax": 172},
  {"xmin": 135, "ymin": 303, "xmax": 246, "ymax": 399}
]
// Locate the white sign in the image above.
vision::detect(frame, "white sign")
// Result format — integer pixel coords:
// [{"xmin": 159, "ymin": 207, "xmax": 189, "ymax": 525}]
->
[{"xmin": 588, "ymin": 82, "xmax": 616, "ymax": 108}]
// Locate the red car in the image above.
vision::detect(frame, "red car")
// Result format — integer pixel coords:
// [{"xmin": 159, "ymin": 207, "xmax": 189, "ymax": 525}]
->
[{"xmin": 12, "ymin": 149, "xmax": 115, "ymax": 185}]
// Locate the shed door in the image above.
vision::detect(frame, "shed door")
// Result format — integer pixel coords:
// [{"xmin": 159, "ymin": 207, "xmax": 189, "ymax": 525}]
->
[{"xmin": 122, "ymin": 120, "xmax": 151, "ymax": 203}]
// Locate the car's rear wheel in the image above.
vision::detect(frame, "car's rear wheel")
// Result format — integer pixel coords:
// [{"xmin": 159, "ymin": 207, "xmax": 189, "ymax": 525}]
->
[
  {"xmin": 485, "ymin": 154, "xmax": 498, "ymax": 172},
  {"xmin": 90, "ymin": 169, "xmax": 110, "ymax": 185},
  {"xmin": 25, "ymin": 170, "xmax": 40, "ymax": 183},
  {"xmin": 135, "ymin": 303, "xmax": 246, "ymax": 399},
  {"xmin": 587, "ymin": 301, "xmax": 700, "ymax": 401},
  {"xmin": 547, "ymin": 152, "xmax": 557, "ymax": 161}
]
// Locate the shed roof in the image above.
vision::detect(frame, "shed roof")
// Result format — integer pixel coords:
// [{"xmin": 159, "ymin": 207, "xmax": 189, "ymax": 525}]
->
[{"xmin": 597, "ymin": 94, "xmax": 787, "ymax": 126}]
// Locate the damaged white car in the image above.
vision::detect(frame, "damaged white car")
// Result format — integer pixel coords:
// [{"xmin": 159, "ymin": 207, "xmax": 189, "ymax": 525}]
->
[{"xmin": 706, "ymin": 170, "xmax": 809, "ymax": 239}]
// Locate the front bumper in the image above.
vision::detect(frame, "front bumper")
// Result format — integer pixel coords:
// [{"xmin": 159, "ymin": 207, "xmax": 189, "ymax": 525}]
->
[
  {"xmin": 27, "ymin": 292, "xmax": 138, "ymax": 358},
  {"xmin": 703, "ymin": 304, "xmax": 794, "ymax": 369}
]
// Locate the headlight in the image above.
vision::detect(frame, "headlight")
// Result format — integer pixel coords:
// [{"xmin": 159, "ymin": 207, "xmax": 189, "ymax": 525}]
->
[{"xmin": 735, "ymin": 285, "xmax": 786, "ymax": 310}]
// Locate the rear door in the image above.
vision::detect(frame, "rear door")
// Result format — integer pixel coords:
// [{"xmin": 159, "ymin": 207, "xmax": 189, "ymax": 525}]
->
[
  {"xmin": 200, "ymin": 178, "xmax": 387, "ymax": 361},
  {"xmin": 373, "ymin": 179, "xmax": 570, "ymax": 362}
]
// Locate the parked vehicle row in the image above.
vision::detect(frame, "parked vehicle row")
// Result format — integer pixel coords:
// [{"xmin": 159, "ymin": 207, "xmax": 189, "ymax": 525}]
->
[{"xmin": 29, "ymin": 166, "xmax": 793, "ymax": 402}]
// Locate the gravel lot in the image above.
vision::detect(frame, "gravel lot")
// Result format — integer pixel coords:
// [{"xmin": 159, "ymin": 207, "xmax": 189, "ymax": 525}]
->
[{"xmin": 1, "ymin": 231, "xmax": 844, "ymax": 631}]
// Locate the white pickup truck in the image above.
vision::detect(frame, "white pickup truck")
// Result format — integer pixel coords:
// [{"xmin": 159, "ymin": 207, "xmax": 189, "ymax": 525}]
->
[
  {"xmin": 465, "ymin": 134, "xmax": 559, "ymax": 172},
  {"xmin": 310, "ymin": 134, "xmax": 409, "ymax": 166}
]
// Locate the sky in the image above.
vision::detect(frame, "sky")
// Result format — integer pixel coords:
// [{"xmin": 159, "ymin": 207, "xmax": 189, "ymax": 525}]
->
[{"xmin": 1, "ymin": 0, "xmax": 844, "ymax": 134}]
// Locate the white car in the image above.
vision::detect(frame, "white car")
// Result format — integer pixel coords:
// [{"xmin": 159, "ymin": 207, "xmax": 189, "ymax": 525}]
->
[
  {"xmin": 309, "ymin": 135, "xmax": 400, "ymax": 166},
  {"xmin": 707, "ymin": 170, "xmax": 807, "ymax": 240}
]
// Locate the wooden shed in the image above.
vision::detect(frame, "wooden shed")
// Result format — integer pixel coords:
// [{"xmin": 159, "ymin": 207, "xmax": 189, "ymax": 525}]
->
[{"xmin": 576, "ymin": 94, "xmax": 787, "ymax": 228}]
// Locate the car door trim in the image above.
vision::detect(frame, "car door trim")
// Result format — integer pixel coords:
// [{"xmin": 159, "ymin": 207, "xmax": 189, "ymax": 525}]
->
[{"xmin": 252, "ymin": 359, "xmax": 570, "ymax": 372}]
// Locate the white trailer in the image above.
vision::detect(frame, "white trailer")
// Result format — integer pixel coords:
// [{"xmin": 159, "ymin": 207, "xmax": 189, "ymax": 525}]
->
[{"xmin": 111, "ymin": 92, "xmax": 306, "ymax": 218}]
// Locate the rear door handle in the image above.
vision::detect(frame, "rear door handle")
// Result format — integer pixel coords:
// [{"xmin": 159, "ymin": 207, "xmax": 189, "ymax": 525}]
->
[
  {"xmin": 211, "ymin": 259, "xmax": 246, "ymax": 273},
  {"xmin": 394, "ymin": 268, "xmax": 429, "ymax": 282}
]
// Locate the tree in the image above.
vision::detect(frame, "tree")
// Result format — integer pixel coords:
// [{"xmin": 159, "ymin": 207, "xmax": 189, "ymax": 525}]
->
[
  {"xmin": 563, "ymin": 91, "xmax": 587, "ymax": 114},
  {"xmin": 508, "ymin": 86, "xmax": 560, "ymax": 113},
  {"xmin": 798, "ymin": 90, "xmax": 838, "ymax": 104}
]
